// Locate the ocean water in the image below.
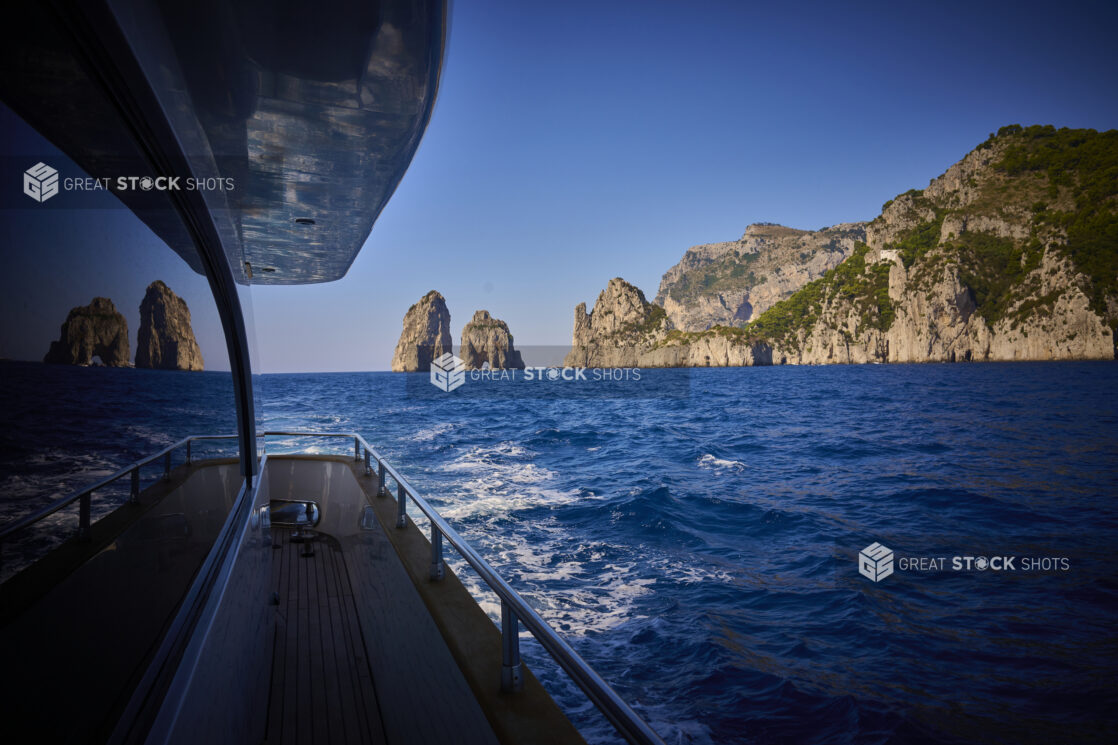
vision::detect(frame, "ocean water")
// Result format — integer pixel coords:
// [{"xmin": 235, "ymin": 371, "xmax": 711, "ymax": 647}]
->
[{"xmin": 2, "ymin": 360, "xmax": 1117, "ymax": 744}]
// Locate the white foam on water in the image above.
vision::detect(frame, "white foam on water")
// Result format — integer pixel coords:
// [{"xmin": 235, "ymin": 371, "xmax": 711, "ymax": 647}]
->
[
  {"xmin": 121, "ymin": 424, "xmax": 179, "ymax": 447},
  {"xmin": 429, "ymin": 441, "xmax": 740, "ymax": 638},
  {"xmin": 434, "ymin": 442, "xmax": 582, "ymax": 520},
  {"xmin": 2, "ymin": 451, "xmax": 119, "ymax": 502},
  {"xmin": 449, "ymin": 514, "xmax": 735, "ymax": 639},
  {"xmin": 408, "ymin": 422, "xmax": 455, "ymax": 442},
  {"xmin": 697, "ymin": 453, "xmax": 746, "ymax": 473},
  {"xmin": 379, "ymin": 437, "xmax": 733, "ymax": 744}
]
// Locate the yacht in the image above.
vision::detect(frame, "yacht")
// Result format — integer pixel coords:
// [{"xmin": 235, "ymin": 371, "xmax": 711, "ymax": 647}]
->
[{"xmin": 0, "ymin": 2, "xmax": 664, "ymax": 743}]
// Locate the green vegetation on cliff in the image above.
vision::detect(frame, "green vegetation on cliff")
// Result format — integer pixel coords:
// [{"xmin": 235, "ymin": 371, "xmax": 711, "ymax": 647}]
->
[
  {"xmin": 895, "ymin": 213, "xmax": 946, "ymax": 269},
  {"xmin": 660, "ymin": 125, "xmax": 1117, "ymax": 351},
  {"xmin": 666, "ymin": 250, "xmax": 763, "ymax": 302},
  {"xmin": 663, "ymin": 243, "xmax": 893, "ymax": 351},
  {"xmin": 743, "ymin": 243, "xmax": 893, "ymax": 348},
  {"xmin": 994, "ymin": 125, "xmax": 1118, "ymax": 320},
  {"xmin": 951, "ymin": 233, "xmax": 1044, "ymax": 326},
  {"xmin": 622, "ymin": 303, "xmax": 666, "ymax": 335}
]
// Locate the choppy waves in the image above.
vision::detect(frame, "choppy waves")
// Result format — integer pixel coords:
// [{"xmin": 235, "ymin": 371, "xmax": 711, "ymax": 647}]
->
[
  {"xmin": 3, "ymin": 362, "xmax": 1117, "ymax": 743},
  {"xmin": 334, "ymin": 363, "xmax": 1118, "ymax": 745}
]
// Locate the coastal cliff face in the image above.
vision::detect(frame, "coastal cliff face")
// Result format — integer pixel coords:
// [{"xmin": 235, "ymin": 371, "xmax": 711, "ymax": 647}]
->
[
  {"xmin": 568, "ymin": 126, "xmax": 1117, "ymax": 367},
  {"xmin": 44, "ymin": 297, "xmax": 130, "ymax": 366},
  {"xmin": 564, "ymin": 278, "xmax": 670, "ymax": 367},
  {"xmin": 135, "ymin": 281, "xmax": 203, "ymax": 371},
  {"xmin": 655, "ymin": 222, "xmax": 865, "ymax": 331},
  {"xmin": 459, "ymin": 310, "xmax": 525, "ymax": 369},
  {"xmin": 563, "ymin": 278, "xmax": 770, "ymax": 368},
  {"xmin": 391, "ymin": 290, "xmax": 452, "ymax": 372},
  {"xmin": 753, "ymin": 126, "xmax": 1117, "ymax": 365}
]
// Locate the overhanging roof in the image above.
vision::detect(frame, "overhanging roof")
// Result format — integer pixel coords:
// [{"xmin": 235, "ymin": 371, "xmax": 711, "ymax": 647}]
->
[{"xmin": 0, "ymin": 0, "xmax": 446, "ymax": 285}]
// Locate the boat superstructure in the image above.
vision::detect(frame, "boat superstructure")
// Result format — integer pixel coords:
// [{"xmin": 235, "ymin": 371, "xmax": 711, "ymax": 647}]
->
[{"xmin": 0, "ymin": 1, "xmax": 665, "ymax": 743}]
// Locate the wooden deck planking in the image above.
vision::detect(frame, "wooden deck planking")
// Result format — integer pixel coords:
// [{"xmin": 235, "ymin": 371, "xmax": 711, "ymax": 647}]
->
[
  {"xmin": 341, "ymin": 526, "xmax": 502, "ymax": 745},
  {"xmin": 266, "ymin": 528, "xmax": 387, "ymax": 745},
  {"xmin": 315, "ymin": 544, "xmax": 346, "ymax": 745},
  {"xmin": 265, "ymin": 507, "xmax": 500, "ymax": 745}
]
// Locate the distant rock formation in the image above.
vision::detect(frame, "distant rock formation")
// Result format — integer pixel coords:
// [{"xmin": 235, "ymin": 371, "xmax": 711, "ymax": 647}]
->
[
  {"xmin": 743, "ymin": 126, "xmax": 1117, "ymax": 365},
  {"xmin": 566, "ymin": 126, "xmax": 1118, "ymax": 368},
  {"xmin": 562, "ymin": 276, "xmax": 773, "ymax": 367},
  {"xmin": 391, "ymin": 290, "xmax": 452, "ymax": 371},
  {"xmin": 655, "ymin": 222, "xmax": 865, "ymax": 331},
  {"xmin": 563, "ymin": 278, "xmax": 670, "ymax": 367},
  {"xmin": 459, "ymin": 310, "xmax": 525, "ymax": 369},
  {"xmin": 136, "ymin": 280, "xmax": 204, "ymax": 371},
  {"xmin": 44, "ymin": 297, "xmax": 130, "ymax": 366}
]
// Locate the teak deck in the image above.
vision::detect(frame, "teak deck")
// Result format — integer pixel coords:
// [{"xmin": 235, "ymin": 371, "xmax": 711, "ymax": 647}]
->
[
  {"xmin": 265, "ymin": 524, "xmax": 500, "ymax": 745},
  {"xmin": 267, "ymin": 528, "xmax": 385, "ymax": 745}
]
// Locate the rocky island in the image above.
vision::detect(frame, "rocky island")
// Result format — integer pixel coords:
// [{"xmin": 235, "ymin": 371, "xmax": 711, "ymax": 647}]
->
[
  {"xmin": 43, "ymin": 281, "xmax": 204, "ymax": 370},
  {"xmin": 136, "ymin": 280, "xmax": 204, "ymax": 371},
  {"xmin": 44, "ymin": 297, "xmax": 131, "ymax": 367},
  {"xmin": 459, "ymin": 310, "xmax": 525, "ymax": 370},
  {"xmin": 567, "ymin": 125, "xmax": 1117, "ymax": 366},
  {"xmin": 391, "ymin": 290, "xmax": 453, "ymax": 372}
]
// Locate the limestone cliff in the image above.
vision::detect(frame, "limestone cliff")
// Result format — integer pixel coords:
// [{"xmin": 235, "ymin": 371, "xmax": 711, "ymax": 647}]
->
[
  {"xmin": 391, "ymin": 290, "xmax": 452, "ymax": 372},
  {"xmin": 568, "ymin": 125, "xmax": 1117, "ymax": 368},
  {"xmin": 459, "ymin": 310, "xmax": 525, "ymax": 369},
  {"xmin": 564, "ymin": 278, "xmax": 670, "ymax": 367},
  {"xmin": 135, "ymin": 281, "xmax": 204, "ymax": 371},
  {"xmin": 748, "ymin": 126, "xmax": 1117, "ymax": 365},
  {"xmin": 44, "ymin": 297, "xmax": 130, "ymax": 366},
  {"xmin": 656, "ymin": 222, "xmax": 865, "ymax": 331},
  {"xmin": 563, "ymin": 278, "xmax": 771, "ymax": 368}
]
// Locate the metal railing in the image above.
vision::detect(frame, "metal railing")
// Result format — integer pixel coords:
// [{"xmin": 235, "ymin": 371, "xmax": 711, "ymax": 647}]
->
[
  {"xmin": 266, "ymin": 431, "xmax": 666, "ymax": 745},
  {"xmin": 0, "ymin": 430, "xmax": 665, "ymax": 745},
  {"xmin": 0, "ymin": 434, "xmax": 238, "ymax": 552}
]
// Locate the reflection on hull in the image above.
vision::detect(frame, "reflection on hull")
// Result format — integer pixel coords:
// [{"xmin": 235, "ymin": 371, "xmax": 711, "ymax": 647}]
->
[{"xmin": 0, "ymin": 461, "xmax": 242, "ymax": 743}]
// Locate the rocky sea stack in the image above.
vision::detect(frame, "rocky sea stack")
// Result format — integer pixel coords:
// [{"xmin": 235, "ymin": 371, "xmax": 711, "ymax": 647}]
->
[
  {"xmin": 391, "ymin": 290, "xmax": 453, "ymax": 372},
  {"xmin": 136, "ymin": 280, "xmax": 204, "ymax": 371},
  {"xmin": 459, "ymin": 310, "xmax": 525, "ymax": 370},
  {"xmin": 44, "ymin": 297, "xmax": 130, "ymax": 366}
]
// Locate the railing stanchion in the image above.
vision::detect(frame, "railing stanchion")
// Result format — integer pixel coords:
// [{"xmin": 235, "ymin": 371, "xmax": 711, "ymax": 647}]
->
[
  {"xmin": 130, "ymin": 467, "xmax": 140, "ymax": 504},
  {"xmin": 430, "ymin": 526, "xmax": 444, "ymax": 581},
  {"xmin": 501, "ymin": 600, "xmax": 523, "ymax": 692},
  {"xmin": 0, "ymin": 429, "xmax": 667, "ymax": 745},
  {"xmin": 79, "ymin": 491, "xmax": 92, "ymax": 542},
  {"xmin": 396, "ymin": 482, "xmax": 407, "ymax": 529}
]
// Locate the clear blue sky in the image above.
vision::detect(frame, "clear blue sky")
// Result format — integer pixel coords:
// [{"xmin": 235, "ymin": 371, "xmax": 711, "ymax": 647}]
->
[{"xmin": 3, "ymin": 0, "xmax": 1117, "ymax": 372}]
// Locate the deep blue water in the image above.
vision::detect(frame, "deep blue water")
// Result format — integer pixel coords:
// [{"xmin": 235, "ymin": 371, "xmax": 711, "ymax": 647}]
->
[{"xmin": 2, "ymin": 360, "xmax": 1117, "ymax": 744}]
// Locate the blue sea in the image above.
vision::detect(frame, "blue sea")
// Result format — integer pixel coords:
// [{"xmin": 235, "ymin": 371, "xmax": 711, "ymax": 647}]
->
[{"xmin": 2, "ymin": 360, "xmax": 1117, "ymax": 744}]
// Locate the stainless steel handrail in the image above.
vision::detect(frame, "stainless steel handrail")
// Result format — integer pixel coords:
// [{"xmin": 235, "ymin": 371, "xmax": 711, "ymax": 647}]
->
[
  {"xmin": 0, "ymin": 434, "xmax": 238, "ymax": 543},
  {"xmin": 0, "ymin": 429, "xmax": 665, "ymax": 745},
  {"xmin": 262, "ymin": 430, "xmax": 666, "ymax": 745}
]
